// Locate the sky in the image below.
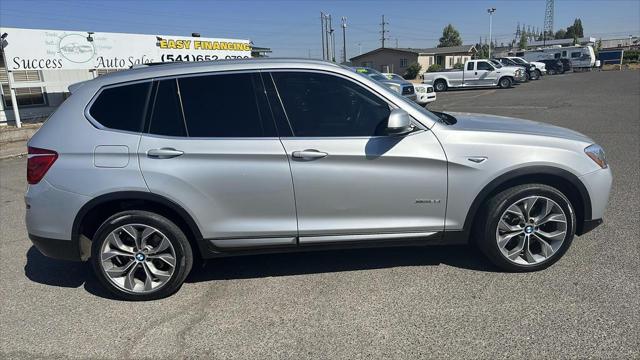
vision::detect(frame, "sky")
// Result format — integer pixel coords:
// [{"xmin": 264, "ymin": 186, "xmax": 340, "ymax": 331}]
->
[{"xmin": 0, "ymin": 0, "xmax": 638, "ymax": 59}]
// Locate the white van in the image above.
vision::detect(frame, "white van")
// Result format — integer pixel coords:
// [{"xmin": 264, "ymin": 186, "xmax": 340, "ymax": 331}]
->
[{"xmin": 518, "ymin": 46, "xmax": 596, "ymax": 69}]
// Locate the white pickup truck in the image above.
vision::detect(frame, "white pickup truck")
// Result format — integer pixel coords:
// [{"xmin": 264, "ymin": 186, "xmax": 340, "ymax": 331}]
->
[{"xmin": 423, "ymin": 59, "xmax": 523, "ymax": 92}]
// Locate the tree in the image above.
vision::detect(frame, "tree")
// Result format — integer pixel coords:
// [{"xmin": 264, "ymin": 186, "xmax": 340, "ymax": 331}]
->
[
  {"xmin": 519, "ymin": 33, "xmax": 528, "ymax": 50},
  {"xmin": 554, "ymin": 29, "xmax": 567, "ymax": 39},
  {"xmin": 438, "ymin": 24, "xmax": 463, "ymax": 48},
  {"xmin": 403, "ymin": 63, "xmax": 422, "ymax": 79},
  {"xmin": 565, "ymin": 18, "xmax": 584, "ymax": 40}
]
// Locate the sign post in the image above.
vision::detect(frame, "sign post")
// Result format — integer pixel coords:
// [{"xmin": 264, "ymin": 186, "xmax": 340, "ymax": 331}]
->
[{"xmin": 1, "ymin": 36, "xmax": 22, "ymax": 128}]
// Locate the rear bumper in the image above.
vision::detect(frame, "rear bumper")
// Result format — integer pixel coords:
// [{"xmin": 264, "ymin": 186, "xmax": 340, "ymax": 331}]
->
[
  {"xmin": 29, "ymin": 233, "xmax": 83, "ymax": 261},
  {"xmin": 577, "ymin": 219, "xmax": 603, "ymax": 236}
]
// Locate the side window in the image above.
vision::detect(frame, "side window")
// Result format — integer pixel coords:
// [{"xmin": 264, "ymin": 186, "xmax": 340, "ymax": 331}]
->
[
  {"xmin": 562, "ymin": 51, "xmax": 567, "ymax": 57},
  {"xmin": 148, "ymin": 79, "xmax": 187, "ymax": 137},
  {"xmin": 178, "ymin": 73, "xmax": 276, "ymax": 137},
  {"xmin": 571, "ymin": 52, "xmax": 581, "ymax": 58},
  {"xmin": 89, "ymin": 82, "xmax": 151, "ymax": 132},
  {"xmin": 466, "ymin": 62, "xmax": 474, "ymax": 71},
  {"xmin": 554, "ymin": 53, "xmax": 561, "ymax": 59},
  {"xmin": 477, "ymin": 61, "xmax": 493, "ymax": 71},
  {"xmin": 271, "ymin": 72, "xmax": 391, "ymax": 137}
]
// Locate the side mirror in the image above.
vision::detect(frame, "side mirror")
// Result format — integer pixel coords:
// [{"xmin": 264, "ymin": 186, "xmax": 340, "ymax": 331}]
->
[{"xmin": 387, "ymin": 108, "xmax": 413, "ymax": 135}]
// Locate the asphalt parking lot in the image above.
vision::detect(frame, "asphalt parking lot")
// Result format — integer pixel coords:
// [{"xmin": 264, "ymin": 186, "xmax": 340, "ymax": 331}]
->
[{"xmin": 1, "ymin": 70, "xmax": 639, "ymax": 359}]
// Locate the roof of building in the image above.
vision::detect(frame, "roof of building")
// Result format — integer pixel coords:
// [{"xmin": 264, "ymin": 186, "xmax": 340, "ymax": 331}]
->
[{"xmin": 350, "ymin": 45, "xmax": 476, "ymax": 61}]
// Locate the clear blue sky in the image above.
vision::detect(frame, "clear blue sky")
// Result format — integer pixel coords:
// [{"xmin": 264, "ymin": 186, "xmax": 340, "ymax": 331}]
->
[{"xmin": 1, "ymin": 0, "xmax": 638, "ymax": 59}]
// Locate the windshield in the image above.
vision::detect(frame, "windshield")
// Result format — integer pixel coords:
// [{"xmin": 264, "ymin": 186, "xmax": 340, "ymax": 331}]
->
[
  {"xmin": 489, "ymin": 60, "xmax": 503, "ymax": 68},
  {"xmin": 511, "ymin": 57, "xmax": 527, "ymax": 65},
  {"xmin": 368, "ymin": 73, "xmax": 387, "ymax": 81}
]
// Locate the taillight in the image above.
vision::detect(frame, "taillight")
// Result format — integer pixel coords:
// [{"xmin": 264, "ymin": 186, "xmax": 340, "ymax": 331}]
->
[{"xmin": 27, "ymin": 147, "xmax": 58, "ymax": 185}]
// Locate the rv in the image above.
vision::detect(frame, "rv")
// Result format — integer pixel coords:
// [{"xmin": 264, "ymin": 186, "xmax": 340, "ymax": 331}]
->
[{"xmin": 516, "ymin": 46, "xmax": 596, "ymax": 69}]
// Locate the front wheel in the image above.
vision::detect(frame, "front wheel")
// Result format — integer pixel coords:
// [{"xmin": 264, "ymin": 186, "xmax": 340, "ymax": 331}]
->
[
  {"xmin": 476, "ymin": 184, "xmax": 576, "ymax": 272},
  {"xmin": 498, "ymin": 77, "xmax": 512, "ymax": 88},
  {"xmin": 91, "ymin": 210, "xmax": 193, "ymax": 301},
  {"xmin": 535, "ymin": 69, "xmax": 542, "ymax": 78}
]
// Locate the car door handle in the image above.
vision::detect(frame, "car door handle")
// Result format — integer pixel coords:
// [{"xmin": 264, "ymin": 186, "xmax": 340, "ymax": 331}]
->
[
  {"xmin": 147, "ymin": 148, "xmax": 184, "ymax": 159},
  {"xmin": 291, "ymin": 150, "xmax": 328, "ymax": 160}
]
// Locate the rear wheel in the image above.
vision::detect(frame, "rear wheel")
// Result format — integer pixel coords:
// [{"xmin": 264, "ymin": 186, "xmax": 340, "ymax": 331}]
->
[
  {"xmin": 498, "ymin": 77, "xmax": 512, "ymax": 88},
  {"xmin": 91, "ymin": 210, "xmax": 193, "ymax": 301},
  {"xmin": 476, "ymin": 184, "xmax": 576, "ymax": 272},
  {"xmin": 434, "ymin": 79, "xmax": 448, "ymax": 92},
  {"xmin": 530, "ymin": 70, "xmax": 540, "ymax": 80}
]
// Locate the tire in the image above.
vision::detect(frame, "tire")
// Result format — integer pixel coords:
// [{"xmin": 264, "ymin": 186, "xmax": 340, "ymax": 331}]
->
[
  {"xmin": 434, "ymin": 79, "xmax": 447, "ymax": 92},
  {"xmin": 498, "ymin": 77, "xmax": 512, "ymax": 88},
  {"xmin": 535, "ymin": 69, "xmax": 542, "ymax": 78},
  {"xmin": 91, "ymin": 210, "xmax": 194, "ymax": 301},
  {"xmin": 530, "ymin": 70, "xmax": 539, "ymax": 80},
  {"xmin": 547, "ymin": 68, "xmax": 556, "ymax": 75},
  {"xmin": 524, "ymin": 72, "xmax": 530, "ymax": 81},
  {"xmin": 475, "ymin": 184, "xmax": 576, "ymax": 272}
]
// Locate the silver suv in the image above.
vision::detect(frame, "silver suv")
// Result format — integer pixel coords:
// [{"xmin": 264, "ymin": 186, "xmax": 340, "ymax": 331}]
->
[{"xmin": 26, "ymin": 59, "xmax": 612, "ymax": 300}]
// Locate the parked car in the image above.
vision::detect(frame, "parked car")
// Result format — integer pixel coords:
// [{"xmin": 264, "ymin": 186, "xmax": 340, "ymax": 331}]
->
[
  {"xmin": 26, "ymin": 59, "xmax": 612, "ymax": 300},
  {"xmin": 413, "ymin": 83, "xmax": 436, "ymax": 105},
  {"xmin": 558, "ymin": 58, "xmax": 573, "ymax": 73},
  {"xmin": 494, "ymin": 57, "xmax": 539, "ymax": 80},
  {"xmin": 488, "ymin": 59, "xmax": 527, "ymax": 82},
  {"xmin": 423, "ymin": 59, "xmax": 523, "ymax": 91},
  {"xmin": 538, "ymin": 59, "xmax": 565, "ymax": 75},
  {"xmin": 505, "ymin": 56, "xmax": 546, "ymax": 77},
  {"xmin": 351, "ymin": 67, "xmax": 416, "ymax": 101}
]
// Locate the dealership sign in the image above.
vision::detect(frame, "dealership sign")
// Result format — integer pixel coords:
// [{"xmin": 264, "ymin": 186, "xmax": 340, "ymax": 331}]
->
[{"xmin": 0, "ymin": 27, "xmax": 252, "ymax": 71}]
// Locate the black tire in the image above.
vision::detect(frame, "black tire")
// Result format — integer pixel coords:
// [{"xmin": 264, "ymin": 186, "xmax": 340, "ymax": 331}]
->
[
  {"xmin": 535, "ymin": 69, "xmax": 542, "ymax": 78},
  {"xmin": 475, "ymin": 184, "xmax": 576, "ymax": 272},
  {"xmin": 524, "ymin": 71, "xmax": 530, "ymax": 81},
  {"xmin": 530, "ymin": 70, "xmax": 539, "ymax": 80},
  {"xmin": 498, "ymin": 76, "xmax": 512, "ymax": 88},
  {"xmin": 91, "ymin": 210, "xmax": 194, "ymax": 301},
  {"xmin": 434, "ymin": 79, "xmax": 448, "ymax": 92}
]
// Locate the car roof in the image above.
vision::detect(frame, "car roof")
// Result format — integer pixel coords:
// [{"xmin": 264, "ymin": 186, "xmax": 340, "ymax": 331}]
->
[{"xmin": 90, "ymin": 58, "xmax": 344, "ymax": 86}]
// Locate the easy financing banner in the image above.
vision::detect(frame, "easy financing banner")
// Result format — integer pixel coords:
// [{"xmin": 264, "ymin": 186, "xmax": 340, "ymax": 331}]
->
[{"xmin": 0, "ymin": 27, "xmax": 252, "ymax": 71}]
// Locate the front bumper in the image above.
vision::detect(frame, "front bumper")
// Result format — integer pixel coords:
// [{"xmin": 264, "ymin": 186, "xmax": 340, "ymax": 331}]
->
[{"xmin": 416, "ymin": 93, "xmax": 436, "ymax": 105}]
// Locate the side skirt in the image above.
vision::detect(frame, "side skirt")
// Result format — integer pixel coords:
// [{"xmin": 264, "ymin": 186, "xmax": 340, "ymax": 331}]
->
[{"xmin": 201, "ymin": 231, "xmax": 469, "ymax": 259}]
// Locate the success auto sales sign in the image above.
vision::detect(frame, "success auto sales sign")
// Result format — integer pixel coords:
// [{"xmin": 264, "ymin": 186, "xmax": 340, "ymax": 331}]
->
[{"xmin": 0, "ymin": 27, "xmax": 252, "ymax": 71}]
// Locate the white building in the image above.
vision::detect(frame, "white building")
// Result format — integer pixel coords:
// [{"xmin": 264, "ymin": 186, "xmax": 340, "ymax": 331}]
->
[{"xmin": 0, "ymin": 27, "xmax": 253, "ymax": 126}]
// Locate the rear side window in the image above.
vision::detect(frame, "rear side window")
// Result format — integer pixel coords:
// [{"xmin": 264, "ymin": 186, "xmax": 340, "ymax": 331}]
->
[
  {"xmin": 148, "ymin": 80, "xmax": 187, "ymax": 137},
  {"xmin": 89, "ymin": 82, "xmax": 151, "ymax": 132},
  {"xmin": 178, "ymin": 73, "xmax": 276, "ymax": 137}
]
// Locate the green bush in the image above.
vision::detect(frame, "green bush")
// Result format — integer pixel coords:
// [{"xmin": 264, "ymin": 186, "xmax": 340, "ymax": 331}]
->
[
  {"xmin": 623, "ymin": 50, "xmax": 640, "ymax": 61},
  {"xmin": 427, "ymin": 64, "xmax": 443, "ymax": 72},
  {"xmin": 453, "ymin": 62, "xmax": 464, "ymax": 70},
  {"xmin": 403, "ymin": 63, "xmax": 422, "ymax": 79}
]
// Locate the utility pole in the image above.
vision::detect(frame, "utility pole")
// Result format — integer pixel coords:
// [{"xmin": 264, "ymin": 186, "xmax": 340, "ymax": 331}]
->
[
  {"xmin": 329, "ymin": 15, "xmax": 335, "ymax": 62},
  {"xmin": 380, "ymin": 15, "xmax": 389, "ymax": 48},
  {"xmin": 487, "ymin": 8, "xmax": 496, "ymax": 59},
  {"xmin": 320, "ymin": 12, "xmax": 326, "ymax": 60},
  {"xmin": 341, "ymin": 17, "xmax": 347, "ymax": 63},
  {"xmin": 395, "ymin": 38, "xmax": 398, "ymax": 48},
  {"xmin": 543, "ymin": 0, "xmax": 554, "ymax": 47}
]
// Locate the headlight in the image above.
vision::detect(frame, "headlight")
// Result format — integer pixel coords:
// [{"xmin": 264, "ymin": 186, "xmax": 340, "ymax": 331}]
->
[
  {"xmin": 585, "ymin": 144, "xmax": 608, "ymax": 169},
  {"xmin": 426, "ymin": 87, "xmax": 434, "ymax": 93},
  {"xmin": 415, "ymin": 86, "xmax": 426, "ymax": 93},
  {"xmin": 387, "ymin": 83, "xmax": 401, "ymax": 94}
]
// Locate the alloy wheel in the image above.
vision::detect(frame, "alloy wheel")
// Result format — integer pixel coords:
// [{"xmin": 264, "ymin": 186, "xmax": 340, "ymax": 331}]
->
[
  {"xmin": 495, "ymin": 196, "xmax": 568, "ymax": 266},
  {"xmin": 100, "ymin": 224, "xmax": 177, "ymax": 293}
]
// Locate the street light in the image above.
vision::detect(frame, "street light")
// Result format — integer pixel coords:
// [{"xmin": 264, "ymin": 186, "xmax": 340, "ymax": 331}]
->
[{"xmin": 487, "ymin": 7, "xmax": 496, "ymax": 58}]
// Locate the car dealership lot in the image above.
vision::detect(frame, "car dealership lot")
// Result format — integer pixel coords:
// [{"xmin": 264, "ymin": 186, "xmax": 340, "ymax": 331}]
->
[{"xmin": 1, "ymin": 70, "xmax": 638, "ymax": 359}]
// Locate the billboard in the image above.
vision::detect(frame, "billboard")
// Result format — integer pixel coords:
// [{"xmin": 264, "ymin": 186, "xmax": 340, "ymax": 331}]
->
[{"xmin": 0, "ymin": 27, "xmax": 252, "ymax": 71}]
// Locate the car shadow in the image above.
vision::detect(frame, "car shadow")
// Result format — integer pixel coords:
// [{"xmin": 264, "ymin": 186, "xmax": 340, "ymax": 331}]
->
[
  {"xmin": 23, "ymin": 246, "xmax": 121, "ymax": 300},
  {"xmin": 24, "ymin": 244, "xmax": 500, "ymax": 299}
]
